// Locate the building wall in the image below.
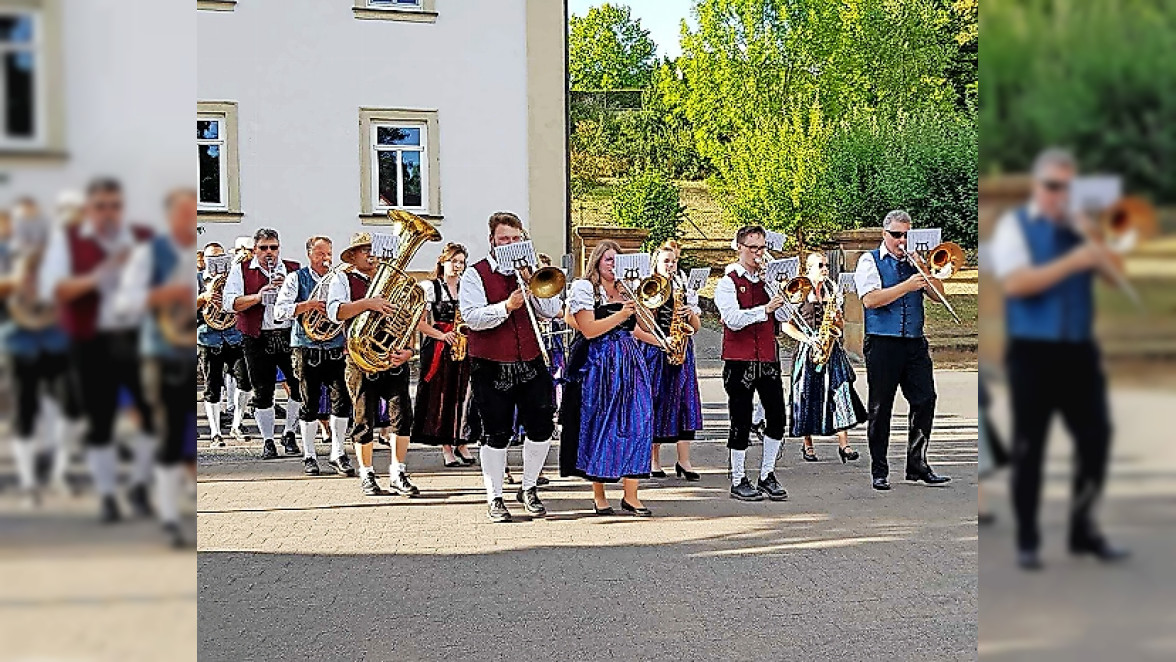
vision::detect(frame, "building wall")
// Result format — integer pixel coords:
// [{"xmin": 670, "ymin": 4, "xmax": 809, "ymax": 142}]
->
[{"xmin": 197, "ymin": 0, "xmax": 567, "ymax": 270}]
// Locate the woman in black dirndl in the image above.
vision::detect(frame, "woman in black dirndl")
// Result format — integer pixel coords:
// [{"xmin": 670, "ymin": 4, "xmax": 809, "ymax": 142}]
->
[{"xmin": 411, "ymin": 243, "xmax": 475, "ymax": 467}]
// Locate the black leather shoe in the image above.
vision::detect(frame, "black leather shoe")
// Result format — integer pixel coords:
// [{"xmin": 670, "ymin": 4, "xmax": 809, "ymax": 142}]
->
[
  {"xmin": 872, "ymin": 477, "xmax": 891, "ymax": 491},
  {"xmin": 906, "ymin": 470, "xmax": 951, "ymax": 484},
  {"xmin": 443, "ymin": 458, "xmax": 463, "ymax": 468},
  {"xmin": 1070, "ymin": 538, "xmax": 1131, "ymax": 563},
  {"xmin": 801, "ymin": 446, "xmax": 819, "ymax": 462},
  {"xmin": 261, "ymin": 439, "xmax": 279, "ymax": 460},
  {"xmin": 979, "ymin": 512, "xmax": 997, "ymax": 526},
  {"xmin": 650, "ymin": 469, "xmax": 667, "ymax": 478},
  {"xmin": 303, "ymin": 458, "xmax": 320, "ymax": 475},
  {"xmin": 516, "ymin": 487, "xmax": 547, "ymax": 516},
  {"xmin": 1017, "ymin": 549, "xmax": 1043, "ymax": 571},
  {"xmin": 100, "ymin": 495, "xmax": 122, "ymax": 524},
  {"xmin": 360, "ymin": 472, "xmax": 385, "ymax": 496},
  {"xmin": 282, "ymin": 432, "xmax": 300, "ymax": 456},
  {"xmin": 328, "ymin": 455, "xmax": 357, "ymax": 477},
  {"xmin": 675, "ymin": 463, "xmax": 700, "ymax": 481},
  {"xmin": 127, "ymin": 483, "xmax": 154, "ymax": 518},
  {"xmin": 838, "ymin": 446, "xmax": 859, "ymax": 463},
  {"xmin": 756, "ymin": 473, "xmax": 788, "ymax": 501},
  {"xmin": 730, "ymin": 478, "xmax": 765, "ymax": 501},
  {"xmin": 504, "ymin": 470, "xmax": 516, "ymax": 485},
  {"xmin": 388, "ymin": 472, "xmax": 420, "ymax": 497},
  {"xmin": 488, "ymin": 497, "xmax": 512, "ymax": 523},
  {"xmin": 620, "ymin": 499, "xmax": 652, "ymax": 517},
  {"xmin": 212, "ymin": 434, "xmax": 226, "ymax": 448},
  {"xmin": 536, "ymin": 474, "xmax": 550, "ymax": 487},
  {"xmin": 456, "ymin": 450, "xmax": 477, "ymax": 465},
  {"xmin": 593, "ymin": 503, "xmax": 615, "ymax": 516},
  {"xmin": 163, "ymin": 522, "xmax": 188, "ymax": 549}
]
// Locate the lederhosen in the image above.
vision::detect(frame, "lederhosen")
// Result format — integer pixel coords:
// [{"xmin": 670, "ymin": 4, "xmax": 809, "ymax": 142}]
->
[
  {"xmin": 289, "ymin": 267, "xmax": 349, "ymax": 423},
  {"xmin": 721, "ymin": 270, "xmax": 786, "ymax": 451},
  {"xmin": 343, "ymin": 271, "xmax": 413, "ymax": 444},
  {"xmin": 198, "ymin": 271, "xmax": 249, "ymax": 404},
  {"xmin": 410, "ymin": 279, "xmax": 470, "ymax": 446},
  {"xmin": 235, "ymin": 258, "xmax": 301, "ymax": 411},
  {"xmin": 465, "ymin": 259, "xmax": 554, "ymax": 450}
]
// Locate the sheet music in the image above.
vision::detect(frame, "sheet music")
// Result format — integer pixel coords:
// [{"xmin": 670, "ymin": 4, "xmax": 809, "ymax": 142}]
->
[
  {"xmin": 686, "ymin": 267, "xmax": 710, "ymax": 293},
  {"xmin": 763, "ymin": 257, "xmax": 795, "ymax": 295},
  {"xmin": 1071, "ymin": 175, "xmax": 1121, "ymax": 214},
  {"xmin": 205, "ymin": 254, "xmax": 232, "ymax": 277},
  {"xmin": 493, "ymin": 240, "xmax": 538, "ymax": 276},
  {"xmin": 839, "ymin": 272, "xmax": 857, "ymax": 294},
  {"xmin": 764, "ymin": 230, "xmax": 786, "ymax": 252},
  {"xmin": 614, "ymin": 253, "xmax": 651, "ymax": 281},
  {"xmin": 906, "ymin": 228, "xmax": 942, "ymax": 254},
  {"xmin": 371, "ymin": 233, "xmax": 400, "ymax": 260}
]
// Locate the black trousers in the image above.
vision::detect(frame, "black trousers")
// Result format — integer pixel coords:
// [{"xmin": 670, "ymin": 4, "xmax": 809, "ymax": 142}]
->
[
  {"xmin": 345, "ymin": 359, "xmax": 412, "ymax": 444},
  {"xmin": 9, "ymin": 351, "xmax": 78, "ymax": 438},
  {"xmin": 144, "ymin": 356, "xmax": 198, "ymax": 466},
  {"xmin": 292, "ymin": 347, "xmax": 350, "ymax": 421},
  {"xmin": 722, "ymin": 360, "xmax": 785, "ymax": 450},
  {"xmin": 1007, "ymin": 339, "xmax": 1111, "ymax": 552},
  {"xmin": 242, "ymin": 329, "xmax": 299, "ymax": 410},
  {"xmin": 863, "ymin": 335, "xmax": 937, "ymax": 479},
  {"xmin": 468, "ymin": 358, "xmax": 554, "ymax": 449},
  {"xmin": 198, "ymin": 342, "xmax": 249, "ymax": 403},
  {"xmin": 73, "ymin": 329, "xmax": 154, "ymax": 447}
]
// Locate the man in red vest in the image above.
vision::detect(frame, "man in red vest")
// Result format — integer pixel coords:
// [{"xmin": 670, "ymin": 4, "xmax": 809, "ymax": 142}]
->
[
  {"xmin": 714, "ymin": 225, "xmax": 790, "ymax": 502},
  {"xmin": 38, "ymin": 177, "xmax": 157, "ymax": 522},
  {"xmin": 458, "ymin": 212, "xmax": 562, "ymax": 522},
  {"xmin": 326, "ymin": 232, "xmax": 416, "ymax": 498},
  {"xmin": 222, "ymin": 228, "xmax": 303, "ymax": 461}
]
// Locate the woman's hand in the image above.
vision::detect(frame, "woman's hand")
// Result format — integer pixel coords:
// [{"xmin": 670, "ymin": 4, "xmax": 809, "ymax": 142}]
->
[{"xmin": 440, "ymin": 331, "xmax": 457, "ymax": 345}]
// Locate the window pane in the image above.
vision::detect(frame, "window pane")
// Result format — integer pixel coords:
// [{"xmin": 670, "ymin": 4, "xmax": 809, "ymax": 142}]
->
[
  {"xmin": 4, "ymin": 52, "xmax": 35, "ymax": 138},
  {"xmin": 376, "ymin": 126, "xmax": 420, "ymax": 146},
  {"xmin": 199, "ymin": 145, "xmax": 223, "ymax": 205},
  {"xmin": 0, "ymin": 15, "xmax": 34, "ymax": 43},
  {"xmin": 401, "ymin": 151, "xmax": 422, "ymax": 208},
  {"xmin": 376, "ymin": 151, "xmax": 399, "ymax": 207},
  {"xmin": 198, "ymin": 120, "xmax": 220, "ymax": 140}
]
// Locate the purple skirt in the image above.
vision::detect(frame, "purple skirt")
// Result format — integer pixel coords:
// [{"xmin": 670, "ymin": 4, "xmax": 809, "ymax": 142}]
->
[{"xmin": 642, "ymin": 341, "xmax": 704, "ymax": 442}]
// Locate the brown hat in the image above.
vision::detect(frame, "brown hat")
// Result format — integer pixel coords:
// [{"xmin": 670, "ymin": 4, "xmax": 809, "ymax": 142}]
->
[{"xmin": 341, "ymin": 232, "xmax": 373, "ymax": 263}]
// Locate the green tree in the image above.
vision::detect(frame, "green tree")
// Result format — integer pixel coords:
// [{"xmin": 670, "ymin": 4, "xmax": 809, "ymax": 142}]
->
[
  {"xmin": 569, "ymin": 4, "xmax": 658, "ymax": 90},
  {"xmin": 613, "ymin": 169, "xmax": 687, "ymax": 250}
]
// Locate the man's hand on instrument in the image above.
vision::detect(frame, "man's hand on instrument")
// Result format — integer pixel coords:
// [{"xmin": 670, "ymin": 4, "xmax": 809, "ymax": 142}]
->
[
  {"xmin": 389, "ymin": 349, "xmax": 414, "ymax": 367},
  {"xmin": 765, "ymin": 292, "xmax": 786, "ymax": 313},
  {"xmin": 363, "ymin": 297, "xmax": 395, "ymax": 315},
  {"xmin": 297, "ymin": 299, "xmax": 327, "ymax": 316},
  {"xmin": 505, "ymin": 289, "xmax": 526, "ymax": 312},
  {"xmin": 1067, "ymin": 242, "xmax": 1104, "ymax": 273},
  {"xmin": 905, "ymin": 274, "xmax": 928, "ymax": 292}
]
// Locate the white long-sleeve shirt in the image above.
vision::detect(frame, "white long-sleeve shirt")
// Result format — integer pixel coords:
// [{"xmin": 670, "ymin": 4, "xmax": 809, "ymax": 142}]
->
[
  {"xmin": 273, "ymin": 267, "xmax": 333, "ymax": 323},
  {"xmin": 714, "ymin": 262, "xmax": 788, "ymax": 331},
  {"xmin": 38, "ymin": 221, "xmax": 144, "ymax": 331},
  {"xmin": 115, "ymin": 236, "xmax": 193, "ymax": 321},
  {"xmin": 222, "ymin": 256, "xmax": 291, "ymax": 331},
  {"xmin": 325, "ymin": 269, "xmax": 367, "ymax": 324},
  {"xmin": 458, "ymin": 255, "xmax": 562, "ymax": 332}
]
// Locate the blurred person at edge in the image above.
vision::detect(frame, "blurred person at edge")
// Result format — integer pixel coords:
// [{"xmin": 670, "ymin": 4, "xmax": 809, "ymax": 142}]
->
[
  {"xmin": 115, "ymin": 188, "xmax": 199, "ymax": 548},
  {"xmin": 0, "ymin": 197, "xmax": 85, "ymax": 506},
  {"xmin": 38, "ymin": 178, "xmax": 158, "ymax": 523},
  {"xmin": 989, "ymin": 148, "xmax": 1131, "ymax": 570}
]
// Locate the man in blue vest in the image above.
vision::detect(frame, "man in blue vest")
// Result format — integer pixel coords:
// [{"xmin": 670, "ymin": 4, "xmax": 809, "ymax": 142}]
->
[
  {"xmin": 853, "ymin": 210, "xmax": 951, "ymax": 491},
  {"xmin": 990, "ymin": 148, "xmax": 1130, "ymax": 570}
]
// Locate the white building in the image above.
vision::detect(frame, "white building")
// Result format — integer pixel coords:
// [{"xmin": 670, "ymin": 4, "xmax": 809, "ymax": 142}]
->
[
  {"xmin": 196, "ymin": 0, "xmax": 568, "ymax": 271},
  {"xmin": 0, "ymin": 0, "xmax": 193, "ymax": 224}
]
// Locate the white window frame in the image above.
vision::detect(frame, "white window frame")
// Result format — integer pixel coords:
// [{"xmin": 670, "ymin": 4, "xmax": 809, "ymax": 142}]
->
[
  {"xmin": 371, "ymin": 122, "xmax": 428, "ymax": 213},
  {"xmin": 197, "ymin": 115, "xmax": 228, "ymax": 211},
  {"xmin": 196, "ymin": 101, "xmax": 242, "ymax": 222},
  {"xmin": 359, "ymin": 107, "xmax": 441, "ymax": 222},
  {"xmin": 0, "ymin": 8, "xmax": 46, "ymax": 151}
]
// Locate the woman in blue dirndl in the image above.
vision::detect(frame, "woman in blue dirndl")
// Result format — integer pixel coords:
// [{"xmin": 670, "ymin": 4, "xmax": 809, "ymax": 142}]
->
[
  {"xmin": 558, "ymin": 240, "xmax": 655, "ymax": 516},
  {"xmin": 637, "ymin": 240, "xmax": 704, "ymax": 481}
]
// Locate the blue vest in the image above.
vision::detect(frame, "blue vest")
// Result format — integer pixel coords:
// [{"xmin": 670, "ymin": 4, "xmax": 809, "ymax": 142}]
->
[
  {"xmin": 141, "ymin": 236, "xmax": 190, "ymax": 360},
  {"xmin": 290, "ymin": 267, "xmax": 345, "ymax": 349},
  {"xmin": 863, "ymin": 249, "xmax": 925, "ymax": 338},
  {"xmin": 1005, "ymin": 207, "xmax": 1094, "ymax": 342}
]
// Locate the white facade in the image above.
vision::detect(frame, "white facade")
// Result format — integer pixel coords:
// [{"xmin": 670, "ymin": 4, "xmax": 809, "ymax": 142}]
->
[{"xmin": 196, "ymin": 0, "xmax": 568, "ymax": 271}]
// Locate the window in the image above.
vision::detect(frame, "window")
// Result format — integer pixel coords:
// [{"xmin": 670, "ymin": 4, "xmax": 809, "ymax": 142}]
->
[
  {"xmin": 197, "ymin": 101, "xmax": 242, "ymax": 221},
  {"xmin": 353, "ymin": 0, "xmax": 437, "ymax": 23},
  {"xmin": 0, "ymin": 10, "xmax": 42, "ymax": 149},
  {"xmin": 196, "ymin": 1, "xmax": 237, "ymax": 11},
  {"xmin": 359, "ymin": 108, "xmax": 441, "ymax": 221}
]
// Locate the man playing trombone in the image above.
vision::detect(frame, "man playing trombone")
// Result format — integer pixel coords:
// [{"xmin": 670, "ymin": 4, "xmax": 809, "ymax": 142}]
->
[
  {"xmin": 853, "ymin": 210, "xmax": 951, "ymax": 491},
  {"xmin": 458, "ymin": 212, "xmax": 562, "ymax": 522}
]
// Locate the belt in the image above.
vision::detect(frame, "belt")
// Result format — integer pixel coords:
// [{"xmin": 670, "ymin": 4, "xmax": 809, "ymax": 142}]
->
[{"xmin": 299, "ymin": 346, "xmax": 345, "ymax": 367}]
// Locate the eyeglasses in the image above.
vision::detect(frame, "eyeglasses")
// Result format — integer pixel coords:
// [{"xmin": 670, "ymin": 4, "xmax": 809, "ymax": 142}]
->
[
  {"xmin": 740, "ymin": 243, "xmax": 767, "ymax": 252},
  {"xmin": 885, "ymin": 230, "xmax": 907, "ymax": 239},
  {"xmin": 1042, "ymin": 180, "xmax": 1070, "ymax": 192},
  {"xmin": 256, "ymin": 244, "xmax": 279, "ymax": 251}
]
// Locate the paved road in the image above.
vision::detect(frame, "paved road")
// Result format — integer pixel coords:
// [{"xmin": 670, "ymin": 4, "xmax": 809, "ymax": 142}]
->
[{"xmin": 197, "ymin": 367, "xmax": 978, "ymax": 661}]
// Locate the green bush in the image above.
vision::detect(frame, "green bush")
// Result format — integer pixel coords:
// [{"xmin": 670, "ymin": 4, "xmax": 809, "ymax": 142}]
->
[{"xmin": 612, "ymin": 170, "xmax": 687, "ymax": 250}]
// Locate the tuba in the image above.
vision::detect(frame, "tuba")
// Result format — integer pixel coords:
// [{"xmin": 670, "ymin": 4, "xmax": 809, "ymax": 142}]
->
[
  {"xmin": 346, "ymin": 210, "xmax": 441, "ymax": 374},
  {"xmin": 201, "ymin": 253, "xmax": 245, "ymax": 331},
  {"xmin": 300, "ymin": 263, "xmax": 351, "ymax": 342}
]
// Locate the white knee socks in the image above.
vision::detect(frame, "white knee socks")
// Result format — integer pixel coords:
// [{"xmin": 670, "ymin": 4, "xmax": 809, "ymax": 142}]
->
[
  {"xmin": 87, "ymin": 447, "xmax": 118, "ymax": 497},
  {"xmin": 205, "ymin": 402, "xmax": 222, "ymax": 438},
  {"xmin": 285, "ymin": 399, "xmax": 301, "ymax": 438},
  {"xmin": 300, "ymin": 420, "xmax": 318, "ymax": 459},
  {"xmin": 480, "ymin": 446, "xmax": 508, "ymax": 502},
  {"xmin": 255, "ymin": 407, "xmax": 275, "ymax": 441},
  {"xmin": 761, "ymin": 437, "xmax": 783, "ymax": 479},
  {"xmin": 521, "ymin": 440, "xmax": 550, "ymax": 490},
  {"xmin": 329, "ymin": 416, "xmax": 348, "ymax": 460},
  {"xmin": 155, "ymin": 465, "xmax": 183, "ymax": 525},
  {"xmin": 11, "ymin": 439, "xmax": 36, "ymax": 491},
  {"xmin": 132, "ymin": 434, "xmax": 156, "ymax": 487},
  {"xmin": 730, "ymin": 449, "xmax": 747, "ymax": 486},
  {"xmin": 231, "ymin": 390, "xmax": 251, "ymax": 433}
]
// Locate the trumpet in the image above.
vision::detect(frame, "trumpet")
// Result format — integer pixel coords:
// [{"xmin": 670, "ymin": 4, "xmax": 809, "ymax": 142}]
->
[{"xmin": 904, "ymin": 241, "xmax": 964, "ymax": 324}]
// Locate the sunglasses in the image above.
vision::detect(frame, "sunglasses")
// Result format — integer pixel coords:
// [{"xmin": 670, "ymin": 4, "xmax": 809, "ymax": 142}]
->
[
  {"xmin": 1042, "ymin": 180, "xmax": 1070, "ymax": 192},
  {"xmin": 256, "ymin": 244, "xmax": 279, "ymax": 251},
  {"xmin": 93, "ymin": 203, "xmax": 123, "ymax": 212},
  {"xmin": 885, "ymin": 230, "xmax": 907, "ymax": 239},
  {"xmin": 816, "ymin": 262, "xmax": 828, "ymax": 268}
]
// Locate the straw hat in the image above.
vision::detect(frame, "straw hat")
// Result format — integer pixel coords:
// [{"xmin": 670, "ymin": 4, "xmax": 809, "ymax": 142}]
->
[{"xmin": 341, "ymin": 232, "xmax": 373, "ymax": 262}]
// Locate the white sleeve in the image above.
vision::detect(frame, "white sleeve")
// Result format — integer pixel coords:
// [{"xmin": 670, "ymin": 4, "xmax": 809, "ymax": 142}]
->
[
  {"xmin": 566, "ymin": 279, "xmax": 596, "ymax": 314},
  {"xmin": 419, "ymin": 279, "xmax": 435, "ymax": 303},
  {"xmin": 714, "ymin": 275, "xmax": 768, "ymax": 331},
  {"xmin": 325, "ymin": 273, "xmax": 352, "ymax": 324},
  {"xmin": 989, "ymin": 211, "xmax": 1033, "ymax": 281},
  {"xmin": 37, "ymin": 228, "xmax": 70, "ymax": 302},
  {"xmin": 853, "ymin": 252, "xmax": 882, "ymax": 297},
  {"xmin": 533, "ymin": 290, "xmax": 563, "ymax": 319},
  {"xmin": 114, "ymin": 243, "xmax": 152, "ymax": 319},
  {"xmin": 458, "ymin": 266, "xmax": 509, "ymax": 331},
  {"xmin": 272, "ymin": 271, "xmax": 301, "ymax": 322},
  {"xmin": 222, "ymin": 263, "xmax": 246, "ymax": 313}
]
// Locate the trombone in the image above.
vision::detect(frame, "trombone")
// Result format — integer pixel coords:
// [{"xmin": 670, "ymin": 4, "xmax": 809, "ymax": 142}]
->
[
  {"xmin": 1077, "ymin": 196, "xmax": 1157, "ymax": 311},
  {"xmin": 757, "ymin": 252, "xmax": 818, "ymax": 338},
  {"xmin": 616, "ymin": 270, "xmax": 674, "ymax": 354},
  {"xmin": 904, "ymin": 241, "xmax": 965, "ymax": 324},
  {"xmin": 512, "ymin": 261, "xmax": 567, "ymax": 368}
]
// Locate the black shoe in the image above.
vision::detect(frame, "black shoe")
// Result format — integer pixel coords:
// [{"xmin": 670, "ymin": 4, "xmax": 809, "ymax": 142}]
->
[
  {"xmin": 163, "ymin": 522, "xmax": 188, "ymax": 549},
  {"xmin": 282, "ymin": 431, "xmax": 300, "ymax": 456},
  {"xmin": 979, "ymin": 512, "xmax": 997, "ymax": 526},
  {"xmin": 838, "ymin": 446, "xmax": 859, "ymax": 463},
  {"xmin": 360, "ymin": 472, "xmax": 385, "ymax": 496},
  {"xmin": 504, "ymin": 470, "xmax": 517, "ymax": 485},
  {"xmin": 328, "ymin": 455, "xmax": 357, "ymax": 477},
  {"xmin": 303, "ymin": 458, "xmax": 320, "ymax": 475},
  {"xmin": 536, "ymin": 475, "xmax": 550, "ymax": 487},
  {"xmin": 515, "ymin": 487, "xmax": 547, "ymax": 516},
  {"xmin": 620, "ymin": 499, "xmax": 652, "ymax": 517},
  {"xmin": 650, "ymin": 469, "xmax": 668, "ymax": 478},
  {"xmin": 872, "ymin": 477, "xmax": 891, "ymax": 491},
  {"xmin": 756, "ymin": 473, "xmax": 788, "ymax": 501},
  {"xmin": 675, "ymin": 463, "xmax": 700, "ymax": 481},
  {"xmin": 374, "ymin": 436, "xmax": 391, "ymax": 448},
  {"xmin": 801, "ymin": 446, "xmax": 819, "ymax": 462},
  {"xmin": 593, "ymin": 503, "xmax": 615, "ymax": 516},
  {"xmin": 1070, "ymin": 538, "xmax": 1131, "ymax": 563},
  {"xmin": 388, "ymin": 472, "xmax": 420, "ymax": 497},
  {"xmin": 261, "ymin": 439, "xmax": 279, "ymax": 460},
  {"xmin": 443, "ymin": 458, "xmax": 463, "ymax": 468},
  {"xmin": 1017, "ymin": 549, "xmax": 1043, "ymax": 571},
  {"xmin": 488, "ymin": 497, "xmax": 512, "ymax": 523},
  {"xmin": 100, "ymin": 495, "xmax": 122, "ymax": 524},
  {"xmin": 906, "ymin": 470, "xmax": 951, "ymax": 484},
  {"xmin": 212, "ymin": 434, "xmax": 226, "ymax": 448},
  {"xmin": 456, "ymin": 450, "xmax": 477, "ymax": 465},
  {"xmin": 127, "ymin": 483, "xmax": 154, "ymax": 518},
  {"xmin": 730, "ymin": 478, "xmax": 764, "ymax": 501}
]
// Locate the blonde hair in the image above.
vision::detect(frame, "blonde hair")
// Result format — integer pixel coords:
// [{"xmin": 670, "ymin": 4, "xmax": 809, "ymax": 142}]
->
[
  {"xmin": 432, "ymin": 242, "xmax": 468, "ymax": 279},
  {"xmin": 584, "ymin": 240, "xmax": 622, "ymax": 289},
  {"xmin": 653, "ymin": 239, "xmax": 681, "ymax": 276}
]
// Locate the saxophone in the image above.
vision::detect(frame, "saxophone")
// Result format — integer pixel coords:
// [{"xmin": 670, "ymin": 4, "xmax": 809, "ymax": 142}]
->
[
  {"xmin": 346, "ymin": 210, "xmax": 441, "ymax": 374},
  {"xmin": 811, "ymin": 279, "xmax": 843, "ymax": 367},
  {"xmin": 450, "ymin": 305, "xmax": 469, "ymax": 362},
  {"xmin": 665, "ymin": 277, "xmax": 694, "ymax": 366}
]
